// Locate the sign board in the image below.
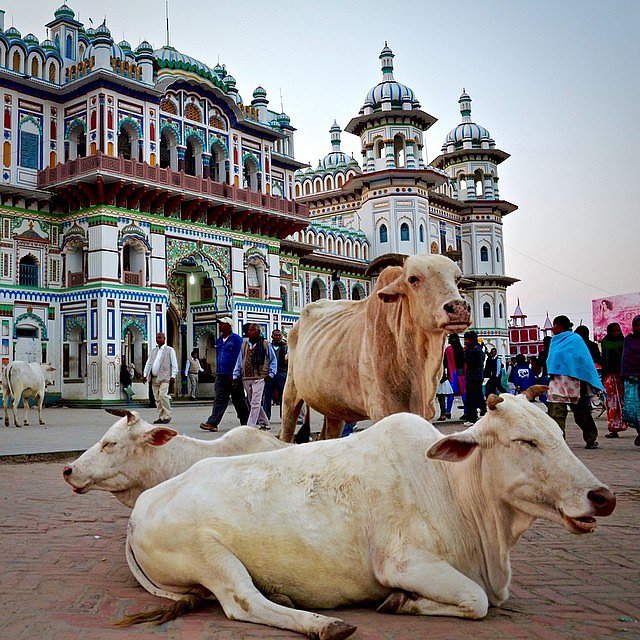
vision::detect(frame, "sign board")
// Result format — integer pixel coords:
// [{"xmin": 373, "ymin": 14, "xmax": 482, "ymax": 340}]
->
[{"xmin": 592, "ymin": 292, "xmax": 640, "ymax": 341}]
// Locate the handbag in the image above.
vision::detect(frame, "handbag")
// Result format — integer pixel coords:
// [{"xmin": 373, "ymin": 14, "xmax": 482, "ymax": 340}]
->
[{"xmin": 437, "ymin": 379, "xmax": 454, "ymax": 395}]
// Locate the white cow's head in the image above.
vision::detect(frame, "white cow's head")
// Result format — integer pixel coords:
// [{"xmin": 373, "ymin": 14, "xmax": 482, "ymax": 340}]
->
[
  {"xmin": 427, "ymin": 387, "xmax": 616, "ymax": 534},
  {"xmin": 40, "ymin": 363, "xmax": 56, "ymax": 386},
  {"xmin": 62, "ymin": 409, "xmax": 177, "ymax": 507},
  {"xmin": 376, "ymin": 254, "xmax": 470, "ymax": 333}
]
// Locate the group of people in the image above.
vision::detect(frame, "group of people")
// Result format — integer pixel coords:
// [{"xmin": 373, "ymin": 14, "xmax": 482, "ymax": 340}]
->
[{"xmin": 436, "ymin": 314, "xmax": 640, "ymax": 449}]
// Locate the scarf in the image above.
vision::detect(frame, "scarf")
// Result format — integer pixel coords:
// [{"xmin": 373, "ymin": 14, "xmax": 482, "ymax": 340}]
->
[
  {"xmin": 621, "ymin": 332, "xmax": 640, "ymax": 378},
  {"xmin": 249, "ymin": 335, "xmax": 266, "ymax": 368},
  {"xmin": 547, "ymin": 331, "xmax": 603, "ymax": 390}
]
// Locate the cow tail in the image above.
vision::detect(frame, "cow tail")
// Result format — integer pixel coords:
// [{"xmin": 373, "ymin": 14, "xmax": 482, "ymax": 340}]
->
[
  {"xmin": 114, "ymin": 595, "xmax": 210, "ymax": 627},
  {"xmin": 5, "ymin": 365, "xmax": 14, "ymax": 401}
]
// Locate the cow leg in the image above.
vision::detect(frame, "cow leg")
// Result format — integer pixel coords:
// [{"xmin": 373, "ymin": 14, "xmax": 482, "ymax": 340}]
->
[
  {"xmin": 22, "ymin": 394, "xmax": 30, "ymax": 426},
  {"xmin": 10, "ymin": 394, "xmax": 20, "ymax": 427},
  {"xmin": 3, "ymin": 390, "xmax": 8, "ymax": 426},
  {"xmin": 375, "ymin": 554, "xmax": 488, "ymax": 619},
  {"xmin": 194, "ymin": 540, "xmax": 357, "ymax": 639},
  {"xmin": 279, "ymin": 376, "xmax": 303, "ymax": 443},
  {"xmin": 37, "ymin": 393, "xmax": 45, "ymax": 425},
  {"xmin": 319, "ymin": 417, "xmax": 344, "ymax": 440}
]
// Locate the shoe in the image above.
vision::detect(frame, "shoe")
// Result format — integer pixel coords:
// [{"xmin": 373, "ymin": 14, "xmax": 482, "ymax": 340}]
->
[
  {"xmin": 605, "ymin": 431, "xmax": 619, "ymax": 438},
  {"xmin": 634, "ymin": 433, "xmax": 640, "ymax": 447},
  {"xmin": 445, "ymin": 414, "xmax": 451, "ymax": 419},
  {"xmin": 463, "ymin": 421, "xmax": 475, "ymax": 427},
  {"xmin": 437, "ymin": 416, "xmax": 447, "ymax": 421},
  {"xmin": 258, "ymin": 426, "xmax": 271, "ymax": 431},
  {"xmin": 153, "ymin": 418, "xmax": 163, "ymax": 424},
  {"xmin": 199, "ymin": 422, "xmax": 218, "ymax": 432},
  {"xmin": 585, "ymin": 441, "xmax": 599, "ymax": 450},
  {"xmin": 190, "ymin": 396, "xmax": 197, "ymax": 400}
]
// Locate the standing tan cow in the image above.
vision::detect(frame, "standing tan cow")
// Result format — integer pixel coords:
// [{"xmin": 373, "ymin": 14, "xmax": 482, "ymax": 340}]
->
[{"xmin": 279, "ymin": 254, "xmax": 470, "ymax": 441}]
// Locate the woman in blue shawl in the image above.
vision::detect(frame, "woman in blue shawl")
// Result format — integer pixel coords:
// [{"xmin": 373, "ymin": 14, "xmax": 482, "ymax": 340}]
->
[{"xmin": 546, "ymin": 315, "xmax": 602, "ymax": 449}]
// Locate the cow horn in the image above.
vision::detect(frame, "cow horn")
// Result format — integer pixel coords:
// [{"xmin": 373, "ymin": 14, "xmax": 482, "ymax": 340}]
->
[
  {"xmin": 106, "ymin": 409, "xmax": 128, "ymax": 417},
  {"xmin": 523, "ymin": 385, "xmax": 548, "ymax": 401},
  {"xmin": 487, "ymin": 394, "xmax": 504, "ymax": 410}
]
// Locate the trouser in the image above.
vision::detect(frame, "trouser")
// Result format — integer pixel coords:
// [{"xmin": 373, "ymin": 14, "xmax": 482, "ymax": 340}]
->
[
  {"xmin": 465, "ymin": 379, "xmax": 485, "ymax": 423},
  {"xmin": 244, "ymin": 378, "xmax": 269, "ymax": 427},
  {"xmin": 262, "ymin": 371, "xmax": 287, "ymax": 419},
  {"xmin": 151, "ymin": 378, "xmax": 171, "ymax": 421},
  {"xmin": 148, "ymin": 379, "xmax": 156, "ymax": 408},
  {"xmin": 437, "ymin": 394, "xmax": 453, "ymax": 417},
  {"xmin": 205, "ymin": 374, "xmax": 249, "ymax": 427},
  {"xmin": 547, "ymin": 398, "xmax": 598, "ymax": 445},
  {"xmin": 188, "ymin": 373, "xmax": 199, "ymax": 399}
]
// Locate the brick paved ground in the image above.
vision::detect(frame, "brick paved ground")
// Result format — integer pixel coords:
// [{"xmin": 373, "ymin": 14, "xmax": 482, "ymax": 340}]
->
[{"xmin": 0, "ymin": 414, "xmax": 638, "ymax": 640}]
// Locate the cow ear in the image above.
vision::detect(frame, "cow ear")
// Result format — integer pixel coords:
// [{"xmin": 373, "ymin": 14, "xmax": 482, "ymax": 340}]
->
[
  {"xmin": 427, "ymin": 434, "xmax": 478, "ymax": 462},
  {"xmin": 143, "ymin": 427, "xmax": 178, "ymax": 447},
  {"xmin": 376, "ymin": 277, "xmax": 406, "ymax": 303}
]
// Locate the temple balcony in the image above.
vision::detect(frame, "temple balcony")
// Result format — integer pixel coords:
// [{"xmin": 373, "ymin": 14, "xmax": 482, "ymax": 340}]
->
[{"xmin": 37, "ymin": 153, "xmax": 309, "ymax": 239}]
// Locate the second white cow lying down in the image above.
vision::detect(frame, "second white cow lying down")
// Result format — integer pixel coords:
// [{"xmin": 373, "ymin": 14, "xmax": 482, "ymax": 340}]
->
[
  {"xmin": 119, "ymin": 389, "xmax": 615, "ymax": 639},
  {"xmin": 62, "ymin": 409, "xmax": 290, "ymax": 507}
]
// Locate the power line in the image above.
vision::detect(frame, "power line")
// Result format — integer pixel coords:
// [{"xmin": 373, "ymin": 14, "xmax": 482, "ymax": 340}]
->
[{"xmin": 505, "ymin": 244, "xmax": 615, "ymax": 295}]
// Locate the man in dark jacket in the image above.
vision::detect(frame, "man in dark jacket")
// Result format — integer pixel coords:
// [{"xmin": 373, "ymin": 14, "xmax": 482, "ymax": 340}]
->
[
  {"xmin": 464, "ymin": 331, "xmax": 486, "ymax": 426},
  {"xmin": 199, "ymin": 316, "xmax": 249, "ymax": 432},
  {"xmin": 484, "ymin": 347, "xmax": 507, "ymax": 396},
  {"xmin": 262, "ymin": 329, "xmax": 288, "ymax": 420}
]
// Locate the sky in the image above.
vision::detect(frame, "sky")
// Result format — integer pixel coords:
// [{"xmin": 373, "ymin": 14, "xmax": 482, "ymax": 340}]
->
[{"xmin": 6, "ymin": 0, "xmax": 639, "ymax": 332}]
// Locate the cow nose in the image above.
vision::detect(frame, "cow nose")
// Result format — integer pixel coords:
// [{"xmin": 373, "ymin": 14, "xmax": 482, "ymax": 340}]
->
[
  {"xmin": 587, "ymin": 487, "xmax": 616, "ymax": 516},
  {"xmin": 63, "ymin": 466, "xmax": 72, "ymax": 478},
  {"xmin": 444, "ymin": 302, "xmax": 456, "ymax": 314}
]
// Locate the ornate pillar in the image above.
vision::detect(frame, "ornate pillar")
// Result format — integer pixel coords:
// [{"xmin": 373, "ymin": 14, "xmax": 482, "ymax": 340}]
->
[
  {"xmin": 177, "ymin": 145, "xmax": 186, "ymax": 172},
  {"xmin": 466, "ymin": 173, "xmax": 476, "ymax": 199},
  {"xmin": 385, "ymin": 139, "xmax": 395, "ymax": 169},
  {"xmin": 202, "ymin": 153, "xmax": 211, "ymax": 180},
  {"xmin": 405, "ymin": 140, "xmax": 416, "ymax": 168}
]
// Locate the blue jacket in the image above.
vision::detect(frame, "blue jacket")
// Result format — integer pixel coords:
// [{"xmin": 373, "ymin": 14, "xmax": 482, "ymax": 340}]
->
[{"xmin": 216, "ymin": 333, "xmax": 243, "ymax": 375}]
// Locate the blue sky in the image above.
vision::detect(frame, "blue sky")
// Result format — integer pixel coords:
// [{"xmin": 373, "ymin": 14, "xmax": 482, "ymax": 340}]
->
[{"xmin": 7, "ymin": 0, "xmax": 639, "ymax": 331}]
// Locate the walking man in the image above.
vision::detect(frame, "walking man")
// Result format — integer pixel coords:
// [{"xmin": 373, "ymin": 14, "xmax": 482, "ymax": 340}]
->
[
  {"xmin": 463, "ymin": 331, "xmax": 486, "ymax": 426},
  {"xmin": 234, "ymin": 323, "xmax": 276, "ymax": 430},
  {"xmin": 184, "ymin": 349, "xmax": 203, "ymax": 400},
  {"xmin": 143, "ymin": 332, "xmax": 178, "ymax": 424},
  {"xmin": 262, "ymin": 329, "xmax": 288, "ymax": 420},
  {"xmin": 546, "ymin": 315, "xmax": 603, "ymax": 449},
  {"xmin": 200, "ymin": 317, "xmax": 249, "ymax": 432}
]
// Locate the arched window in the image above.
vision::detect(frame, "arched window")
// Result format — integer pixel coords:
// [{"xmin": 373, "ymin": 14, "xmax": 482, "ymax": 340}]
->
[
  {"xmin": 400, "ymin": 223, "xmax": 410, "ymax": 242},
  {"xmin": 458, "ymin": 173, "xmax": 467, "ymax": 191},
  {"xmin": 337, "ymin": 174, "xmax": 344, "ymax": 188},
  {"xmin": 327, "ymin": 236, "xmax": 334, "ymax": 253},
  {"xmin": 246, "ymin": 263, "xmax": 261, "ymax": 298},
  {"xmin": 354, "ymin": 243, "xmax": 360, "ymax": 259},
  {"xmin": 483, "ymin": 302, "xmax": 492, "ymax": 318},
  {"xmin": 159, "ymin": 129, "xmax": 177, "ymax": 170},
  {"xmin": 311, "ymin": 279, "xmax": 325, "ymax": 302},
  {"xmin": 243, "ymin": 155, "xmax": 259, "ymax": 190},
  {"xmin": 31, "ymin": 57, "xmax": 39, "ymax": 77},
  {"xmin": 118, "ymin": 128, "xmax": 132, "ymax": 160},
  {"xmin": 393, "ymin": 134, "xmax": 405, "ymax": 167},
  {"xmin": 332, "ymin": 282, "xmax": 342, "ymax": 300},
  {"xmin": 480, "ymin": 246, "xmax": 489, "ymax": 262},
  {"xmin": 185, "ymin": 102, "xmax": 202, "ymax": 122},
  {"xmin": 304, "ymin": 181, "xmax": 311, "ymax": 195},
  {"xmin": 19, "ymin": 255, "xmax": 38, "ymax": 287},
  {"xmin": 379, "ymin": 224, "xmax": 388, "ymax": 243},
  {"xmin": 68, "ymin": 123, "xmax": 86, "ymax": 160},
  {"xmin": 499, "ymin": 303, "xmax": 503, "ymax": 319},
  {"xmin": 295, "ymin": 184, "xmax": 301, "ymax": 197},
  {"xmin": 65, "ymin": 34, "xmax": 74, "ymax": 60},
  {"xmin": 419, "ymin": 224, "xmax": 425, "ymax": 243},
  {"xmin": 48, "ymin": 62, "xmax": 57, "ymax": 83},
  {"xmin": 280, "ymin": 286, "xmax": 288, "ymax": 312},
  {"xmin": 474, "ymin": 169, "xmax": 484, "ymax": 197},
  {"xmin": 12, "ymin": 50, "xmax": 21, "ymax": 72},
  {"xmin": 210, "ymin": 143, "xmax": 226, "ymax": 183},
  {"xmin": 376, "ymin": 139, "xmax": 385, "ymax": 159},
  {"xmin": 496, "ymin": 246, "xmax": 501, "ymax": 262}
]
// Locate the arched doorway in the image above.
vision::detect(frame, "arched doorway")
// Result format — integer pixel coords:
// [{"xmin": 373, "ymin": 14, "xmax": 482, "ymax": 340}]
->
[{"xmin": 159, "ymin": 128, "xmax": 178, "ymax": 171}]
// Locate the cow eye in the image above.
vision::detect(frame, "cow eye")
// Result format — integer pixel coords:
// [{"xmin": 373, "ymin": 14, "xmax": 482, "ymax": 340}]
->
[
  {"xmin": 514, "ymin": 439, "xmax": 537, "ymax": 449},
  {"xmin": 408, "ymin": 275, "xmax": 419, "ymax": 284},
  {"xmin": 101, "ymin": 441, "xmax": 116, "ymax": 451}
]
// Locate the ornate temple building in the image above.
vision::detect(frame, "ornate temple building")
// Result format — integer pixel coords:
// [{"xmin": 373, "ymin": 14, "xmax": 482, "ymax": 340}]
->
[{"xmin": 0, "ymin": 6, "xmax": 517, "ymax": 404}]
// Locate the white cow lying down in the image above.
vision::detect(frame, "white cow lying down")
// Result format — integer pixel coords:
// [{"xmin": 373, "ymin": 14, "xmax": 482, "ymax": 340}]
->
[
  {"xmin": 63, "ymin": 409, "xmax": 290, "ymax": 507},
  {"xmin": 119, "ymin": 389, "xmax": 615, "ymax": 639}
]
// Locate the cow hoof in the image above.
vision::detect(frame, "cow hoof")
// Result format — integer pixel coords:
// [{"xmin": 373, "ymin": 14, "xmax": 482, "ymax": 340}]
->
[
  {"xmin": 377, "ymin": 590, "xmax": 409, "ymax": 614},
  {"xmin": 39, "ymin": 421, "xmax": 45, "ymax": 425},
  {"xmin": 319, "ymin": 621, "xmax": 357, "ymax": 640}
]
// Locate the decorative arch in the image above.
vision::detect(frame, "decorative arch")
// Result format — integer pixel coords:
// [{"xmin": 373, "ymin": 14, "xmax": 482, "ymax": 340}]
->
[
  {"xmin": 118, "ymin": 115, "xmax": 142, "ymax": 137},
  {"xmin": 159, "ymin": 120, "xmax": 181, "ymax": 145},
  {"xmin": 121, "ymin": 314, "xmax": 148, "ymax": 341},
  {"xmin": 20, "ymin": 114, "xmax": 43, "ymax": 135},
  {"xmin": 430, "ymin": 241, "xmax": 439, "ymax": 254},
  {"xmin": 310, "ymin": 277, "xmax": 327, "ymax": 302},
  {"xmin": 332, "ymin": 279, "xmax": 347, "ymax": 300},
  {"xmin": 210, "ymin": 135, "xmax": 228, "ymax": 158},
  {"xmin": 242, "ymin": 151, "xmax": 261, "ymax": 170},
  {"xmin": 13, "ymin": 311, "xmax": 47, "ymax": 340},
  {"xmin": 64, "ymin": 117, "xmax": 86, "ymax": 139},
  {"xmin": 185, "ymin": 126, "xmax": 206, "ymax": 149},
  {"xmin": 351, "ymin": 283, "xmax": 366, "ymax": 300},
  {"xmin": 63, "ymin": 313, "xmax": 87, "ymax": 341}
]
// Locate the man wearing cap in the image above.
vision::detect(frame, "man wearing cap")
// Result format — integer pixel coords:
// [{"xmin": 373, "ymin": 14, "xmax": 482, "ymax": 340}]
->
[
  {"xmin": 200, "ymin": 316, "xmax": 249, "ymax": 432},
  {"xmin": 546, "ymin": 315, "xmax": 602, "ymax": 449},
  {"xmin": 143, "ymin": 332, "xmax": 178, "ymax": 424}
]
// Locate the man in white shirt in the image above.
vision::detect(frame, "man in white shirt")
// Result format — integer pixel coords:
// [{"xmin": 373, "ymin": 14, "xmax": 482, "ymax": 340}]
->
[{"xmin": 143, "ymin": 332, "xmax": 178, "ymax": 424}]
